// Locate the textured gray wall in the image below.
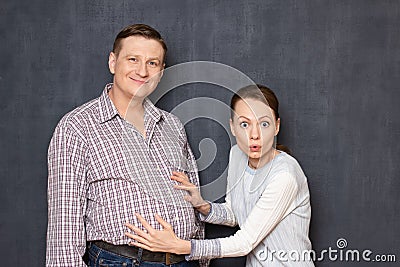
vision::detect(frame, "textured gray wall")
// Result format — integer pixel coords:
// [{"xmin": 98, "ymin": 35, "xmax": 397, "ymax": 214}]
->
[{"xmin": 1, "ymin": 0, "xmax": 400, "ymax": 266}]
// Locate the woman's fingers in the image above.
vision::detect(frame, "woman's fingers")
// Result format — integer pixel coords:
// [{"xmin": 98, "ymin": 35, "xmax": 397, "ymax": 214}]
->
[
  {"xmin": 127, "ymin": 213, "xmax": 173, "ymax": 234},
  {"xmin": 171, "ymin": 172, "xmax": 192, "ymax": 185},
  {"xmin": 154, "ymin": 214, "xmax": 173, "ymax": 231},
  {"xmin": 125, "ymin": 214, "xmax": 178, "ymax": 253},
  {"xmin": 173, "ymin": 185, "xmax": 198, "ymax": 199},
  {"xmin": 124, "ymin": 223, "xmax": 150, "ymax": 239},
  {"xmin": 128, "ymin": 239, "xmax": 152, "ymax": 251},
  {"xmin": 171, "ymin": 171, "xmax": 188, "ymax": 179},
  {"xmin": 135, "ymin": 213, "xmax": 155, "ymax": 234},
  {"xmin": 171, "ymin": 175, "xmax": 190, "ymax": 184},
  {"xmin": 125, "ymin": 222, "xmax": 154, "ymax": 251},
  {"xmin": 173, "ymin": 184, "xmax": 196, "ymax": 190},
  {"xmin": 125, "ymin": 231, "xmax": 149, "ymax": 246}
]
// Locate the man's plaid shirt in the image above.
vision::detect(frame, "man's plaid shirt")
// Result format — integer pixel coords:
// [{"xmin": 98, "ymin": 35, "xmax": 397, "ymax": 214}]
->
[{"xmin": 46, "ymin": 84, "xmax": 205, "ymax": 266}]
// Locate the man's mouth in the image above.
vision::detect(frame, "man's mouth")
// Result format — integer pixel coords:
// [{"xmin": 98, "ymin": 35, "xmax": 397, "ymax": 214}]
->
[{"xmin": 130, "ymin": 78, "xmax": 147, "ymax": 85}]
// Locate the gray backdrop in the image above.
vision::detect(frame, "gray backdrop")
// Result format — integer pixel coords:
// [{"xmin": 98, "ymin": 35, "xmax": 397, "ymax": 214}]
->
[{"xmin": 1, "ymin": 0, "xmax": 399, "ymax": 266}]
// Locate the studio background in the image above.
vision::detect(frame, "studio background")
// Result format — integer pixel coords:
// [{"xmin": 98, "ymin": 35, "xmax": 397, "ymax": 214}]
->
[{"xmin": 1, "ymin": 0, "xmax": 399, "ymax": 266}]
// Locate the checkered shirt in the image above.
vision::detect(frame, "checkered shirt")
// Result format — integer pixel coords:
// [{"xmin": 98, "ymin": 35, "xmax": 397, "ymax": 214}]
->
[{"xmin": 46, "ymin": 84, "xmax": 205, "ymax": 266}]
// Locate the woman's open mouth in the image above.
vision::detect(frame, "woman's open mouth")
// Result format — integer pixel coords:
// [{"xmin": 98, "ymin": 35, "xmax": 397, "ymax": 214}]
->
[{"xmin": 250, "ymin": 145, "xmax": 261, "ymax": 152}]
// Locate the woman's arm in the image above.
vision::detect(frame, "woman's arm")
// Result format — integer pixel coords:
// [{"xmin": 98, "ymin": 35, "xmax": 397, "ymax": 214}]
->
[{"xmin": 215, "ymin": 172, "xmax": 298, "ymax": 257}]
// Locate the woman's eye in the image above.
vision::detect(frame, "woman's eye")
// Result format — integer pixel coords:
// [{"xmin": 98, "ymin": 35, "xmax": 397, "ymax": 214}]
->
[
  {"xmin": 261, "ymin": 121, "xmax": 270, "ymax": 128},
  {"xmin": 240, "ymin": 122, "xmax": 249, "ymax": 128}
]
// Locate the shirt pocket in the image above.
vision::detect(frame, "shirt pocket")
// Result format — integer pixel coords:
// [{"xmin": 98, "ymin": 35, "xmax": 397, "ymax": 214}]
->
[
  {"xmin": 161, "ymin": 140, "xmax": 190, "ymax": 172},
  {"xmin": 157, "ymin": 127, "xmax": 190, "ymax": 173}
]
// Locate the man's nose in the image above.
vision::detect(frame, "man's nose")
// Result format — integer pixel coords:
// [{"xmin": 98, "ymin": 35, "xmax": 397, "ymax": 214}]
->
[{"xmin": 135, "ymin": 62, "xmax": 149, "ymax": 77}]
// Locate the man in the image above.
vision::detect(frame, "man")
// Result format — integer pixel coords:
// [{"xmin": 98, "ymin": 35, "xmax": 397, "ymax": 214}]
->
[{"xmin": 46, "ymin": 24, "xmax": 204, "ymax": 267}]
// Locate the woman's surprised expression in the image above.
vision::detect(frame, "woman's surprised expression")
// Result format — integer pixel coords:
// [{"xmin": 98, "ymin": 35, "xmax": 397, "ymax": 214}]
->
[{"xmin": 230, "ymin": 98, "xmax": 280, "ymax": 168}]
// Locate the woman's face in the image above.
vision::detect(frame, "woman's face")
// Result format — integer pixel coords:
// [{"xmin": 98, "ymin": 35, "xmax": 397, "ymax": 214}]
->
[{"xmin": 230, "ymin": 98, "xmax": 280, "ymax": 168}]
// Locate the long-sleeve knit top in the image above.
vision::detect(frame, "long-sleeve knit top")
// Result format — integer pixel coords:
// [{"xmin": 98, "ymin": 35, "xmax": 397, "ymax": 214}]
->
[{"xmin": 189, "ymin": 145, "xmax": 314, "ymax": 266}]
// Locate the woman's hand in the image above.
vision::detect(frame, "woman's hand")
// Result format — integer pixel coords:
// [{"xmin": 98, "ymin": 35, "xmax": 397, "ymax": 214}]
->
[
  {"xmin": 125, "ymin": 213, "xmax": 190, "ymax": 254},
  {"xmin": 171, "ymin": 171, "xmax": 211, "ymax": 215}
]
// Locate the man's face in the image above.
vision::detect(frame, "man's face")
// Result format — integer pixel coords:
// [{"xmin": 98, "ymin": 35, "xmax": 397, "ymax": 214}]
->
[{"xmin": 108, "ymin": 35, "xmax": 165, "ymax": 100}]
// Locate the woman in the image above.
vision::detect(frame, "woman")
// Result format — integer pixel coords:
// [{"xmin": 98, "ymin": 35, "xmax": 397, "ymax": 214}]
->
[{"xmin": 126, "ymin": 84, "xmax": 314, "ymax": 266}]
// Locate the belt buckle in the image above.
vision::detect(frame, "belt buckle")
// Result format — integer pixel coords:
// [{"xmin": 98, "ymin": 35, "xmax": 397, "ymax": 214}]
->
[{"xmin": 165, "ymin": 252, "xmax": 171, "ymax": 265}]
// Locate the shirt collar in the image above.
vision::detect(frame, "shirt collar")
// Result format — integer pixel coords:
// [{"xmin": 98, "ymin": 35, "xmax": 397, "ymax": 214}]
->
[
  {"xmin": 98, "ymin": 83, "xmax": 119, "ymax": 123},
  {"xmin": 143, "ymin": 97, "xmax": 163, "ymax": 122},
  {"xmin": 98, "ymin": 83, "xmax": 163, "ymax": 124}
]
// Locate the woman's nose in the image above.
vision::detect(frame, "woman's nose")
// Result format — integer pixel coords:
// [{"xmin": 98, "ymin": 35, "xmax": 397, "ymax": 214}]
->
[{"xmin": 250, "ymin": 125, "xmax": 260, "ymax": 140}]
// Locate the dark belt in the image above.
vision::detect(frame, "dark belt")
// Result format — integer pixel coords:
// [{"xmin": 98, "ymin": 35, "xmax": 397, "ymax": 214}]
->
[{"xmin": 91, "ymin": 240, "xmax": 186, "ymax": 265}]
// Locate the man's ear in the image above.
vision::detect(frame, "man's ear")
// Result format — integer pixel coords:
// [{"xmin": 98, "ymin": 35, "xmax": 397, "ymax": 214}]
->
[
  {"xmin": 275, "ymin": 118, "xmax": 281, "ymax": 136},
  {"xmin": 159, "ymin": 63, "xmax": 165, "ymax": 78},
  {"xmin": 108, "ymin": 52, "xmax": 116, "ymax": 74},
  {"xmin": 230, "ymin": 119, "xmax": 236, "ymax": 136}
]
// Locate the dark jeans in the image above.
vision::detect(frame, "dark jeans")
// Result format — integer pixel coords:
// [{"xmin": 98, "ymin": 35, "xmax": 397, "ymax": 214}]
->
[{"xmin": 86, "ymin": 242, "xmax": 200, "ymax": 267}]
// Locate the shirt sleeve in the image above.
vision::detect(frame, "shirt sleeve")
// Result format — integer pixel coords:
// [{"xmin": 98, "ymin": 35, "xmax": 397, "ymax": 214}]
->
[
  {"xmin": 188, "ymin": 172, "xmax": 298, "ymax": 260},
  {"xmin": 46, "ymin": 121, "xmax": 88, "ymax": 267}
]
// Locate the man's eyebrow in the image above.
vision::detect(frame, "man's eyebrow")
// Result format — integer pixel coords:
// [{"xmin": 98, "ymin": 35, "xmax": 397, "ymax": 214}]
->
[
  {"xmin": 125, "ymin": 54, "xmax": 161, "ymax": 61},
  {"xmin": 146, "ymin": 57, "xmax": 161, "ymax": 61}
]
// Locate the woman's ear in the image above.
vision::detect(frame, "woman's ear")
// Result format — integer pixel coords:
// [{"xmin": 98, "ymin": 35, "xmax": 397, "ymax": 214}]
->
[
  {"xmin": 230, "ymin": 119, "xmax": 236, "ymax": 136},
  {"xmin": 275, "ymin": 118, "xmax": 281, "ymax": 136}
]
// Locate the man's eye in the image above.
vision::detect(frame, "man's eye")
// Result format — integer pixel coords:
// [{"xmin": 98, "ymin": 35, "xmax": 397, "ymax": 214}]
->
[
  {"xmin": 148, "ymin": 61, "xmax": 158, "ymax": 67},
  {"xmin": 129, "ymin": 58, "xmax": 137, "ymax": 62},
  {"xmin": 240, "ymin": 122, "xmax": 249, "ymax": 128},
  {"xmin": 261, "ymin": 121, "xmax": 270, "ymax": 128}
]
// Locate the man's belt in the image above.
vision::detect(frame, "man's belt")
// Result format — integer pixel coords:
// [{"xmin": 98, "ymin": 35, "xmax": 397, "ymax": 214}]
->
[{"xmin": 91, "ymin": 240, "xmax": 186, "ymax": 265}]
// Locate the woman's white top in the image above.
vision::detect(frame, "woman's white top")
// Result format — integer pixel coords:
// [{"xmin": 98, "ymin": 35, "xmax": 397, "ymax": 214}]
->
[{"xmin": 189, "ymin": 145, "xmax": 314, "ymax": 266}]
